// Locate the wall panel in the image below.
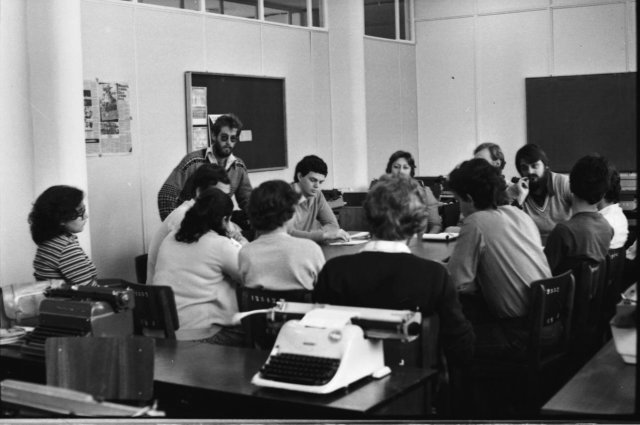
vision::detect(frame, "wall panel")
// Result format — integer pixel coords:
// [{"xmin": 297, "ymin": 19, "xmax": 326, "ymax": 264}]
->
[
  {"xmin": 415, "ymin": 18, "xmax": 476, "ymax": 175},
  {"xmin": 415, "ymin": 0, "xmax": 475, "ymax": 20},
  {"xmin": 476, "ymin": 10, "xmax": 549, "ymax": 178}
]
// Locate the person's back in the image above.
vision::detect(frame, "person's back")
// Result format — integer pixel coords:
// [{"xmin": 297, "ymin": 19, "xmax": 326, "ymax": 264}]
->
[
  {"xmin": 598, "ymin": 167, "xmax": 629, "ymax": 250},
  {"xmin": 545, "ymin": 154, "xmax": 614, "ymax": 275},
  {"xmin": 450, "ymin": 205, "xmax": 551, "ymax": 318},
  {"xmin": 314, "ymin": 175, "xmax": 474, "ymax": 366}
]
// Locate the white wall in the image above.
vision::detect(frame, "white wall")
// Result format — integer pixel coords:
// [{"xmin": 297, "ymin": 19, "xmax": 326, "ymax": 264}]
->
[
  {"xmin": 415, "ymin": 0, "xmax": 637, "ymax": 179},
  {"xmin": 0, "ymin": 0, "xmax": 35, "ymax": 286},
  {"xmin": 365, "ymin": 38, "xmax": 419, "ymax": 183},
  {"xmin": 80, "ymin": 0, "xmax": 336, "ymax": 281}
]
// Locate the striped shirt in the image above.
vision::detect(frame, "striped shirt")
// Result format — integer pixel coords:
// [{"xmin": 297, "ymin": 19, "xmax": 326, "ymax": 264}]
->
[{"xmin": 33, "ymin": 233, "xmax": 97, "ymax": 286}]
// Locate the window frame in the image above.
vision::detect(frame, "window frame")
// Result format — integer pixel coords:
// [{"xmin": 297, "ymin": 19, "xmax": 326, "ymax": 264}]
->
[{"xmin": 363, "ymin": 0, "xmax": 414, "ymax": 44}]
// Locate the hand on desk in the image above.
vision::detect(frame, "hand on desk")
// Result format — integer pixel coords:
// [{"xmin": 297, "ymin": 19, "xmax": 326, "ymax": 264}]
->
[{"xmin": 323, "ymin": 228, "xmax": 351, "ymax": 243}]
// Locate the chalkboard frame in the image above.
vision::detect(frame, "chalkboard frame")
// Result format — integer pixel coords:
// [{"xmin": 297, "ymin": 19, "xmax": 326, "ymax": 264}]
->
[
  {"xmin": 525, "ymin": 72, "xmax": 636, "ymax": 173},
  {"xmin": 185, "ymin": 71, "xmax": 288, "ymax": 172}
]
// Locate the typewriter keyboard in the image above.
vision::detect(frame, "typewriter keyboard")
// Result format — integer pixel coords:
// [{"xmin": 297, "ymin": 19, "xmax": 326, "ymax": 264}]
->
[{"xmin": 259, "ymin": 353, "xmax": 341, "ymax": 386}]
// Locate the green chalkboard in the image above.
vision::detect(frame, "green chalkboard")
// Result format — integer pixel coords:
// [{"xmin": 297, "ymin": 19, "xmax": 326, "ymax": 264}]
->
[
  {"xmin": 185, "ymin": 72, "xmax": 287, "ymax": 171},
  {"xmin": 525, "ymin": 72, "xmax": 636, "ymax": 173}
]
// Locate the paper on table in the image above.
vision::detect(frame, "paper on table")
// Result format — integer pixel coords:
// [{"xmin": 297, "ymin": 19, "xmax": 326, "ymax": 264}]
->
[
  {"xmin": 350, "ymin": 231, "xmax": 370, "ymax": 239},
  {"xmin": 328, "ymin": 239, "xmax": 369, "ymax": 246},
  {"xmin": 422, "ymin": 232, "xmax": 459, "ymax": 241}
]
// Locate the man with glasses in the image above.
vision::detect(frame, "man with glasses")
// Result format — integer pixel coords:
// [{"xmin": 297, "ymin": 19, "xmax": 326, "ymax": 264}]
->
[{"xmin": 157, "ymin": 114, "xmax": 253, "ymax": 221}]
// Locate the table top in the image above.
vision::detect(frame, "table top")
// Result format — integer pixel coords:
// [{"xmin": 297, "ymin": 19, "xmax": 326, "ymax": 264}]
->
[
  {"xmin": 322, "ymin": 234, "xmax": 456, "ymax": 263},
  {"xmin": 541, "ymin": 340, "xmax": 635, "ymax": 417},
  {"xmin": 154, "ymin": 339, "xmax": 433, "ymax": 414}
]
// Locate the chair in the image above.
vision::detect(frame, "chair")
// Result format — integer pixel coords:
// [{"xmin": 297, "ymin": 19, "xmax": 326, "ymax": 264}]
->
[
  {"xmin": 122, "ymin": 281, "xmax": 179, "ymax": 339},
  {"xmin": 338, "ymin": 206, "xmax": 368, "ymax": 231},
  {"xmin": 45, "ymin": 336, "xmax": 155, "ymax": 401},
  {"xmin": 601, "ymin": 248, "xmax": 627, "ymax": 337},
  {"xmin": 439, "ymin": 201, "xmax": 461, "ymax": 229},
  {"xmin": 134, "ymin": 254, "xmax": 148, "ymax": 284},
  {"xmin": 341, "ymin": 191, "xmax": 368, "ymax": 207},
  {"xmin": 470, "ymin": 271, "xmax": 575, "ymax": 416},
  {"xmin": 236, "ymin": 286, "xmax": 312, "ymax": 350},
  {"xmin": 570, "ymin": 259, "xmax": 607, "ymax": 358}
]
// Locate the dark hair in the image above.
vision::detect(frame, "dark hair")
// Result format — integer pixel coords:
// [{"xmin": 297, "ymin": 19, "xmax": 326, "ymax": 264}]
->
[
  {"xmin": 248, "ymin": 180, "xmax": 300, "ymax": 231},
  {"xmin": 385, "ymin": 150, "xmax": 417, "ymax": 177},
  {"xmin": 569, "ymin": 154, "xmax": 610, "ymax": 205},
  {"xmin": 209, "ymin": 113, "xmax": 243, "ymax": 137},
  {"xmin": 448, "ymin": 158, "xmax": 503, "ymax": 210},
  {"xmin": 474, "ymin": 143, "xmax": 506, "ymax": 170},
  {"xmin": 179, "ymin": 164, "xmax": 230, "ymax": 201},
  {"xmin": 604, "ymin": 166, "xmax": 621, "ymax": 204},
  {"xmin": 294, "ymin": 155, "xmax": 328, "ymax": 182},
  {"xmin": 29, "ymin": 185, "xmax": 84, "ymax": 244},
  {"xmin": 515, "ymin": 144, "xmax": 549, "ymax": 175},
  {"xmin": 175, "ymin": 187, "xmax": 233, "ymax": 243},
  {"xmin": 365, "ymin": 175, "xmax": 428, "ymax": 240}
]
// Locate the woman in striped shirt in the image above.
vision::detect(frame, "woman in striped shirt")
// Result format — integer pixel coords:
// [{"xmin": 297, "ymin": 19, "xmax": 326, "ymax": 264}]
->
[{"xmin": 29, "ymin": 185, "xmax": 97, "ymax": 287}]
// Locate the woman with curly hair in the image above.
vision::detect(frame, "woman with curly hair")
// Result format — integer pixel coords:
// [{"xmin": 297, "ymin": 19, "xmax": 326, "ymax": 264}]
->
[
  {"xmin": 29, "ymin": 185, "xmax": 97, "ymax": 287},
  {"xmin": 374, "ymin": 150, "xmax": 443, "ymax": 233},
  {"xmin": 239, "ymin": 180, "xmax": 325, "ymax": 291},
  {"xmin": 153, "ymin": 186, "xmax": 244, "ymax": 346}
]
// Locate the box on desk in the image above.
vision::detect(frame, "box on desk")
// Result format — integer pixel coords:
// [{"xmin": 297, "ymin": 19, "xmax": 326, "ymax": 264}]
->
[{"xmin": 610, "ymin": 283, "xmax": 636, "ymax": 364}]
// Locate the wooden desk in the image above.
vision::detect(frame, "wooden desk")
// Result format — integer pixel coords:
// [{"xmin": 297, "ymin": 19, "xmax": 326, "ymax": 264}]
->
[
  {"xmin": 541, "ymin": 340, "xmax": 635, "ymax": 418},
  {"xmin": 153, "ymin": 339, "xmax": 434, "ymax": 418},
  {"xmin": 322, "ymin": 235, "xmax": 456, "ymax": 263},
  {"xmin": 2, "ymin": 340, "xmax": 435, "ymax": 419}
]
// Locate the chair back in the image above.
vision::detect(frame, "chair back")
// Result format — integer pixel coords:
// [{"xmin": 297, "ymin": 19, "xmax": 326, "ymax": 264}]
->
[
  {"xmin": 439, "ymin": 201, "xmax": 461, "ymax": 229},
  {"xmin": 571, "ymin": 260, "xmax": 606, "ymax": 333},
  {"xmin": 122, "ymin": 281, "xmax": 179, "ymax": 339},
  {"xmin": 45, "ymin": 336, "xmax": 155, "ymax": 401},
  {"xmin": 236, "ymin": 286, "xmax": 312, "ymax": 350},
  {"xmin": 342, "ymin": 191, "xmax": 368, "ymax": 207},
  {"xmin": 134, "ymin": 254, "xmax": 148, "ymax": 284},
  {"xmin": 528, "ymin": 270, "xmax": 575, "ymax": 364},
  {"xmin": 338, "ymin": 206, "xmax": 369, "ymax": 231}
]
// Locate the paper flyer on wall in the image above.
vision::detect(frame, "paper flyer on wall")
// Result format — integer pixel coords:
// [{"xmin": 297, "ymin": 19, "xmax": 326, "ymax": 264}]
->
[
  {"xmin": 84, "ymin": 79, "xmax": 132, "ymax": 156},
  {"xmin": 191, "ymin": 87, "xmax": 207, "ymax": 126}
]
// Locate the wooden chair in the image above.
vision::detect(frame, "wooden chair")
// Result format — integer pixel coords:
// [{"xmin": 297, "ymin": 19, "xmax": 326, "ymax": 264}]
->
[
  {"xmin": 134, "ymin": 254, "xmax": 148, "ymax": 284},
  {"xmin": 570, "ymin": 259, "xmax": 607, "ymax": 358},
  {"xmin": 338, "ymin": 206, "xmax": 369, "ymax": 231},
  {"xmin": 439, "ymin": 201, "xmax": 460, "ymax": 229},
  {"xmin": 236, "ymin": 286, "xmax": 312, "ymax": 350},
  {"xmin": 471, "ymin": 271, "xmax": 575, "ymax": 416},
  {"xmin": 45, "ymin": 336, "xmax": 155, "ymax": 401},
  {"xmin": 601, "ymin": 248, "xmax": 627, "ymax": 337},
  {"xmin": 122, "ymin": 281, "xmax": 179, "ymax": 339}
]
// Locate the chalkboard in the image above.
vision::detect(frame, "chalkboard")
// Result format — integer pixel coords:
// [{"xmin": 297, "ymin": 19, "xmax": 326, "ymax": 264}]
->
[
  {"xmin": 525, "ymin": 72, "xmax": 636, "ymax": 173},
  {"xmin": 185, "ymin": 72, "xmax": 287, "ymax": 171}
]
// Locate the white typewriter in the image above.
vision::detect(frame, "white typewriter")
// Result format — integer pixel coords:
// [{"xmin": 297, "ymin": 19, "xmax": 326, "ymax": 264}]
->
[{"xmin": 239, "ymin": 303, "xmax": 421, "ymax": 394}]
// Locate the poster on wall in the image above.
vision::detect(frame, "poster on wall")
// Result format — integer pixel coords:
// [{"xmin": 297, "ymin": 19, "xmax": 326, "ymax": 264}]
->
[
  {"xmin": 83, "ymin": 79, "xmax": 132, "ymax": 156},
  {"xmin": 191, "ymin": 87, "xmax": 207, "ymax": 126}
]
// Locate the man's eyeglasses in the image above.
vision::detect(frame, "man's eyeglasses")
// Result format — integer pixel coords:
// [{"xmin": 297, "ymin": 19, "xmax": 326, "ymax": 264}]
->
[{"xmin": 218, "ymin": 134, "xmax": 238, "ymax": 143}]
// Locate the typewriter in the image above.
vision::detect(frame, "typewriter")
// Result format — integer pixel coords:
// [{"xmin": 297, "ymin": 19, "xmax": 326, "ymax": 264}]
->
[
  {"xmin": 20, "ymin": 285, "xmax": 135, "ymax": 359},
  {"xmin": 245, "ymin": 303, "xmax": 421, "ymax": 394}
]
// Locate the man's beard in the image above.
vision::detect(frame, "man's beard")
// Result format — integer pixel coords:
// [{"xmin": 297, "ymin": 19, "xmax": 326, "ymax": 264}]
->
[
  {"xmin": 527, "ymin": 170, "xmax": 547, "ymax": 191},
  {"xmin": 213, "ymin": 142, "xmax": 231, "ymax": 158}
]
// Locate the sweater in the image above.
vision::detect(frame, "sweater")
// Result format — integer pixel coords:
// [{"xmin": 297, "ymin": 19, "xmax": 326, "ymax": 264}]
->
[
  {"xmin": 33, "ymin": 233, "xmax": 97, "ymax": 286},
  {"xmin": 239, "ymin": 229, "xmax": 325, "ymax": 290}
]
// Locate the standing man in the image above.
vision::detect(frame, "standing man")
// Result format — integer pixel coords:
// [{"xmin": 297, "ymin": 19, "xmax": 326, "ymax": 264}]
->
[
  {"xmin": 508, "ymin": 144, "xmax": 572, "ymax": 244},
  {"xmin": 287, "ymin": 155, "xmax": 351, "ymax": 243},
  {"xmin": 157, "ymin": 114, "xmax": 252, "ymax": 221}
]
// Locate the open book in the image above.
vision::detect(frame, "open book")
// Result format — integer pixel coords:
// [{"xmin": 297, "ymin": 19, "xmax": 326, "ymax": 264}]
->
[{"xmin": 422, "ymin": 232, "xmax": 459, "ymax": 241}]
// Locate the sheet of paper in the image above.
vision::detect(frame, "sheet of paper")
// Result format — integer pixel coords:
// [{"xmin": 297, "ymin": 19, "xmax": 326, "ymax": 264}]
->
[
  {"xmin": 328, "ymin": 239, "xmax": 369, "ymax": 246},
  {"xmin": 421, "ymin": 232, "xmax": 459, "ymax": 241}
]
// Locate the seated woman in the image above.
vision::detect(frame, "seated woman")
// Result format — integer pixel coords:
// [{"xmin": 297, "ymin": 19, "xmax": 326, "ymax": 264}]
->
[
  {"xmin": 314, "ymin": 174, "xmax": 474, "ymax": 368},
  {"xmin": 29, "ymin": 185, "xmax": 97, "ymax": 287},
  {"xmin": 239, "ymin": 180, "xmax": 325, "ymax": 291},
  {"xmin": 152, "ymin": 187, "xmax": 244, "ymax": 346},
  {"xmin": 374, "ymin": 151, "xmax": 443, "ymax": 233}
]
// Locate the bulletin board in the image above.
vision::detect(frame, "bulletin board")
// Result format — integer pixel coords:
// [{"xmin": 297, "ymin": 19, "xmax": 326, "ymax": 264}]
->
[
  {"xmin": 525, "ymin": 72, "xmax": 636, "ymax": 173},
  {"xmin": 185, "ymin": 72, "xmax": 287, "ymax": 171}
]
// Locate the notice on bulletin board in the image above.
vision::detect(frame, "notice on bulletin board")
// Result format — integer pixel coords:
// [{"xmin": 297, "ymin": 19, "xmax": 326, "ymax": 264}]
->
[{"xmin": 84, "ymin": 79, "xmax": 132, "ymax": 156}]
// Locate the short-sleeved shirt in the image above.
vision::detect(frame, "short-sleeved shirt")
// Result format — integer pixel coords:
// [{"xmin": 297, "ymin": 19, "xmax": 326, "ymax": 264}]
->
[
  {"xmin": 447, "ymin": 206, "xmax": 551, "ymax": 318},
  {"xmin": 599, "ymin": 203, "xmax": 629, "ymax": 250},
  {"xmin": 33, "ymin": 233, "xmax": 97, "ymax": 286}
]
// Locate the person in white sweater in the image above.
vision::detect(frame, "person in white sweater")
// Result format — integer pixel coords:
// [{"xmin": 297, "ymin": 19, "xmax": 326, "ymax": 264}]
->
[
  {"xmin": 239, "ymin": 180, "xmax": 325, "ymax": 291},
  {"xmin": 598, "ymin": 167, "xmax": 629, "ymax": 250},
  {"xmin": 153, "ymin": 187, "xmax": 244, "ymax": 346}
]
